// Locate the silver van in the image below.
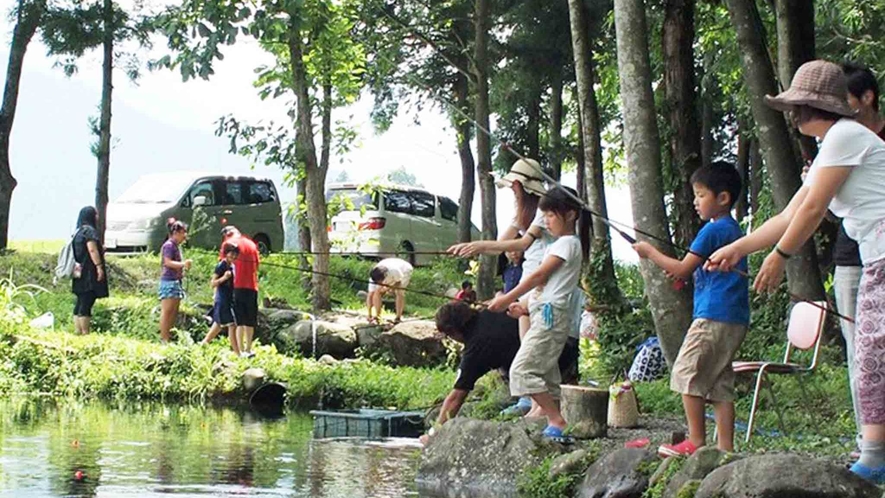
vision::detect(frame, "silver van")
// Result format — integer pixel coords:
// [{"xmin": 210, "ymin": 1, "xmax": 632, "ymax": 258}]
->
[
  {"xmin": 326, "ymin": 182, "xmax": 480, "ymax": 266},
  {"xmin": 105, "ymin": 172, "xmax": 284, "ymax": 253}
]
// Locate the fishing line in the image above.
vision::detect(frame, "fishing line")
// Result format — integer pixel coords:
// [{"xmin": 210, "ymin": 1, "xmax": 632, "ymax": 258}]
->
[{"xmin": 365, "ymin": 2, "xmax": 851, "ymax": 322}]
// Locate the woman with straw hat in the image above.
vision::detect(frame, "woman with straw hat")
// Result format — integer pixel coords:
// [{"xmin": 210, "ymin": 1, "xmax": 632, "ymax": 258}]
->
[{"xmin": 706, "ymin": 59, "xmax": 885, "ymax": 483}]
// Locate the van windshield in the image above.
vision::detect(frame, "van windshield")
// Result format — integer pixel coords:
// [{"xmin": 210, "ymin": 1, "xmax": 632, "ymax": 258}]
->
[
  {"xmin": 325, "ymin": 189, "xmax": 377, "ymax": 211},
  {"xmin": 115, "ymin": 175, "xmax": 194, "ymax": 204}
]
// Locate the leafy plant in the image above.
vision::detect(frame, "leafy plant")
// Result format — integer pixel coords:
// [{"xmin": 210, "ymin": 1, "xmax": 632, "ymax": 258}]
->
[
  {"xmin": 517, "ymin": 452, "xmax": 595, "ymax": 498},
  {"xmin": 0, "ymin": 272, "xmax": 47, "ymax": 325}
]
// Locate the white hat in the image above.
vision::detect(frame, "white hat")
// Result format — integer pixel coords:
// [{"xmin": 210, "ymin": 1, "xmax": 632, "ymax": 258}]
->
[{"xmin": 495, "ymin": 158, "xmax": 547, "ymax": 196}]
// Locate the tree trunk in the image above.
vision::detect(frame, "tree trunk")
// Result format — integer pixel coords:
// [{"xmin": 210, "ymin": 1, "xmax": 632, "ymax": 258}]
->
[
  {"xmin": 454, "ymin": 71, "xmax": 476, "ymax": 243},
  {"xmin": 549, "ymin": 71, "xmax": 564, "ymax": 181},
  {"xmin": 473, "ymin": 0, "xmax": 496, "ymax": 300},
  {"xmin": 526, "ymin": 82, "xmax": 541, "ymax": 160},
  {"xmin": 568, "ymin": 0, "xmax": 621, "ymax": 306},
  {"xmin": 561, "ymin": 385, "xmax": 608, "ymax": 439},
  {"xmin": 95, "ymin": 0, "xmax": 113, "ymax": 244},
  {"xmin": 0, "ymin": 0, "xmax": 46, "ymax": 249},
  {"xmin": 700, "ymin": 53, "xmax": 716, "ymax": 168},
  {"xmin": 288, "ymin": 24, "xmax": 330, "ymax": 311},
  {"xmin": 296, "ymin": 175, "xmax": 311, "ymax": 290},
  {"xmin": 614, "ymin": 0, "xmax": 693, "ymax": 365},
  {"xmin": 662, "ymin": 0, "xmax": 702, "ymax": 249},
  {"xmin": 725, "ymin": 0, "xmax": 825, "ymax": 301},
  {"xmin": 774, "ymin": 0, "xmax": 818, "ymax": 162},
  {"xmin": 735, "ymin": 129, "xmax": 750, "ymax": 222},
  {"xmin": 749, "ymin": 138, "xmax": 762, "ymax": 219}
]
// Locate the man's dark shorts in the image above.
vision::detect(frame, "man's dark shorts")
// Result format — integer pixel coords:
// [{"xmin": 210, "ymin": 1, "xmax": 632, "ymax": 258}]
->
[{"xmin": 234, "ymin": 289, "xmax": 258, "ymax": 327}]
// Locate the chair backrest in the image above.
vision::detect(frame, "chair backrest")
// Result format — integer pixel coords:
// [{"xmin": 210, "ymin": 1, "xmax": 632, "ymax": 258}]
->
[{"xmin": 783, "ymin": 301, "xmax": 827, "ymax": 369}]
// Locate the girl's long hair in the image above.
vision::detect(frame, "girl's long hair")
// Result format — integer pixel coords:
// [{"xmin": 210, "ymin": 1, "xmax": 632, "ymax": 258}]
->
[
  {"xmin": 76, "ymin": 206, "xmax": 97, "ymax": 229},
  {"xmin": 513, "ymin": 181, "xmax": 540, "ymax": 231},
  {"xmin": 538, "ymin": 186, "xmax": 591, "ymax": 261}
]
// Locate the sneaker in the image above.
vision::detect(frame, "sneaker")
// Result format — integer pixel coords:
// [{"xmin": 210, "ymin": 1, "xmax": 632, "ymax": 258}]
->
[
  {"xmin": 850, "ymin": 462, "xmax": 885, "ymax": 484},
  {"xmin": 657, "ymin": 439, "xmax": 698, "ymax": 458}
]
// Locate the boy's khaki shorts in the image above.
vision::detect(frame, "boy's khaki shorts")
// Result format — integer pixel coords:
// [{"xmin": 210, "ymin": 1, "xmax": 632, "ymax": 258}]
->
[
  {"xmin": 670, "ymin": 318, "xmax": 748, "ymax": 402},
  {"xmin": 509, "ymin": 303, "xmax": 570, "ymax": 399}
]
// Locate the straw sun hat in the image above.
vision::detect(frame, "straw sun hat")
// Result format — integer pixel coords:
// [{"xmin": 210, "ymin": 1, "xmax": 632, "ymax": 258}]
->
[
  {"xmin": 495, "ymin": 158, "xmax": 547, "ymax": 196},
  {"xmin": 764, "ymin": 59, "xmax": 856, "ymax": 117}
]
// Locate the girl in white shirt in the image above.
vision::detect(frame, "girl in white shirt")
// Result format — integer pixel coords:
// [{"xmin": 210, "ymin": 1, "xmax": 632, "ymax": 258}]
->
[{"xmin": 487, "ymin": 186, "xmax": 589, "ymax": 441}]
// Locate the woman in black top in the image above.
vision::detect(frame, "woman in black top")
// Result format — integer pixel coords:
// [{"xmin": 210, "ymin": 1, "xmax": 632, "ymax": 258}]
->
[{"xmin": 72, "ymin": 206, "xmax": 108, "ymax": 333}]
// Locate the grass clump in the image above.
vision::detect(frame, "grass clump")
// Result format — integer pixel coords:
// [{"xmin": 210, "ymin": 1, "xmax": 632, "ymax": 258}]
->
[{"xmin": 517, "ymin": 450, "xmax": 597, "ymax": 498}]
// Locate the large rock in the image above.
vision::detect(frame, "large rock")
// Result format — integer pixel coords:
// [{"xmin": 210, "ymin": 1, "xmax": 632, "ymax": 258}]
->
[
  {"xmin": 416, "ymin": 418, "xmax": 554, "ymax": 497},
  {"xmin": 576, "ymin": 448, "xmax": 656, "ymax": 498},
  {"xmin": 661, "ymin": 447, "xmax": 736, "ymax": 498},
  {"xmin": 368, "ymin": 320, "xmax": 447, "ymax": 367},
  {"xmin": 694, "ymin": 454, "xmax": 880, "ymax": 498},
  {"xmin": 276, "ymin": 320, "xmax": 358, "ymax": 359},
  {"xmin": 264, "ymin": 309, "xmax": 308, "ymax": 330}
]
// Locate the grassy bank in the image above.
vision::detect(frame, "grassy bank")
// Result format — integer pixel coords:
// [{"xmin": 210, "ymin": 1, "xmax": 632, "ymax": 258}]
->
[
  {"xmin": 0, "ymin": 245, "xmax": 467, "ymax": 340},
  {"xmin": 0, "ymin": 324, "xmax": 454, "ymax": 411}
]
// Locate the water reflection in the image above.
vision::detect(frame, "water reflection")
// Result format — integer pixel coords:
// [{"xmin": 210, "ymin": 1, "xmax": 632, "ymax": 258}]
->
[{"xmin": 0, "ymin": 398, "xmax": 424, "ymax": 497}]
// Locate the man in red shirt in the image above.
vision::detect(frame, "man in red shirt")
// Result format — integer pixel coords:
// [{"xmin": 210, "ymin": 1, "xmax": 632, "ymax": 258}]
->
[{"xmin": 221, "ymin": 226, "xmax": 260, "ymax": 358}]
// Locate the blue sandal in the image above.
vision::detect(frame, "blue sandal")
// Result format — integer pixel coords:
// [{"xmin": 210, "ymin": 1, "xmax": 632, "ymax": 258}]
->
[
  {"xmin": 500, "ymin": 397, "xmax": 532, "ymax": 417},
  {"xmin": 542, "ymin": 425, "xmax": 574, "ymax": 444},
  {"xmin": 850, "ymin": 462, "xmax": 885, "ymax": 484}
]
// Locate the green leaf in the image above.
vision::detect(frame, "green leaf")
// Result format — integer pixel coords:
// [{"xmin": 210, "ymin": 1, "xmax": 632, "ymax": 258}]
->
[{"xmin": 197, "ymin": 23, "xmax": 211, "ymax": 38}]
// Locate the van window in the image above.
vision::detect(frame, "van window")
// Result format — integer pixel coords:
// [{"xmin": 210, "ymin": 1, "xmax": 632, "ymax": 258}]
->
[
  {"xmin": 221, "ymin": 181, "xmax": 243, "ymax": 205},
  {"xmin": 185, "ymin": 181, "xmax": 216, "ymax": 207},
  {"xmin": 247, "ymin": 181, "xmax": 276, "ymax": 204},
  {"xmin": 384, "ymin": 190, "xmax": 412, "ymax": 214},
  {"xmin": 409, "ymin": 191, "xmax": 435, "ymax": 218},
  {"xmin": 326, "ymin": 189, "xmax": 377, "ymax": 210},
  {"xmin": 440, "ymin": 197, "xmax": 458, "ymax": 222}
]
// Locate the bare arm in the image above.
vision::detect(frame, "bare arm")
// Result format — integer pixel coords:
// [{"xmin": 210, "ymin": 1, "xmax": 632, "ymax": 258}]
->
[
  {"xmin": 86, "ymin": 240, "xmax": 104, "ymax": 281},
  {"xmin": 436, "ymin": 389, "xmax": 469, "ymax": 425},
  {"xmin": 487, "ymin": 254, "xmax": 564, "ymax": 312},
  {"xmin": 633, "ymin": 241, "xmax": 703, "ymax": 280},
  {"xmin": 776, "ymin": 166, "xmax": 851, "ymax": 255},
  {"xmin": 448, "ymin": 226, "xmax": 540, "ymax": 257}
]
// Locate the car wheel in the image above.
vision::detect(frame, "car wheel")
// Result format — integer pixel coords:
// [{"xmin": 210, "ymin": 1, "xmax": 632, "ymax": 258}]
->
[
  {"xmin": 400, "ymin": 241, "xmax": 416, "ymax": 267},
  {"xmin": 254, "ymin": 234, "xmax": 271, "ymax": 255}
]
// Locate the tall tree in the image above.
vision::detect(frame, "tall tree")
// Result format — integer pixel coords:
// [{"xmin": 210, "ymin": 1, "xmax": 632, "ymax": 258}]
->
[
  {"xmin": 0, "ymin": 0, "xmax": 47, "ymax": 249},
  {"xmin": 614, "ymin": 0, "xmax": 693, "ymax": 365},
  {"xmin": 568, "ymin": 0, "xmax": 621, "ymax": 305},
  {"xmin": 725, "ymin": 0, "xmax": 825, "ymax": 301},
  {"xmin": 160, "ymin": 0, "xmax": 365, "ymax": 310},
  {"xmin": 473, "ymin": 0, "xmax": 497, "ymax": 299},
  {"xmin": 774, "ymin": 0, "xmax": 817, "ymax": 162},
  {"xmin": 662, "ymin": 0, "xmax": 702, "ymax": 249},
  {"xmin": 41, "ymin": 0, "xmax": 152, "ymax": 243}
]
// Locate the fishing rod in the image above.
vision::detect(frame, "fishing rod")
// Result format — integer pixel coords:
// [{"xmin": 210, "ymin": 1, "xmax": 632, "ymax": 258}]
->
[
  {"xmin": 279, "ymin": 249, "xmax": 455, "ymax": 257},
  {"xmin": 366, "ymin": 4, "xmax": 852, "ymax": 323}
]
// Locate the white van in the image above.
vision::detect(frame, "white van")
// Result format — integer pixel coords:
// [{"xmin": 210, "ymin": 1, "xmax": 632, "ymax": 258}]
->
[{"xmin": 326, "ymin": 183, "xmax": 480, "ymax": 266}]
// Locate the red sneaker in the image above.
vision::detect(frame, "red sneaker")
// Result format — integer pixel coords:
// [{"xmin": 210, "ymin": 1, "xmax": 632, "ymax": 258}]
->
[{"xmin": 657, "ymin": 439, "xmax": 698, "ymax": 458}]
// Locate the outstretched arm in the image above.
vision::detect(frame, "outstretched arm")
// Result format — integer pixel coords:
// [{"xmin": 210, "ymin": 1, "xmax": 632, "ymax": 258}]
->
[{"xmin": 633, "ymin": 241, "xmax": 704, "ymax": 280}]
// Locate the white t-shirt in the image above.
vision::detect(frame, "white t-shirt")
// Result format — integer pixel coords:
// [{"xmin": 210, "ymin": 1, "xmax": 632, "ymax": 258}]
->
[
  {"xmin": 520, "ymin": 211, "xmax": 555, "ymax": 280},
  {"xmin": 807, "ymin": 119, "xmax": 885, "ymax": 264},
  {"xmin": 529, "ymin": 235, "xmax": 582, "ymax": 307},
  {"xmin": 368, "ymin": 258, "xmax": 413, "ymax": 292}
]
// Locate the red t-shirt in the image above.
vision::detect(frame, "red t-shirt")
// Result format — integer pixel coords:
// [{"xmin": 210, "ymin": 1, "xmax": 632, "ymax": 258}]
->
[{"xmin": 220, "ymin": 235, "xmax": 259, "ymax": 291}]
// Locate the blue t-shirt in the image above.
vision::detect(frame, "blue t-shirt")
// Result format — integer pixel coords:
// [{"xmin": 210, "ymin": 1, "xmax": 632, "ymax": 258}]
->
[{"xmin": 689, "ymin": 216, "xmax": 749, "ymax": 325}]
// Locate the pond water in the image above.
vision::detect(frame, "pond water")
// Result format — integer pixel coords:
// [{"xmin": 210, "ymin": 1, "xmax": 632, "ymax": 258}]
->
[{"xmin": 0, "ymin": 399, "xmax": 431, "ymax": 497}]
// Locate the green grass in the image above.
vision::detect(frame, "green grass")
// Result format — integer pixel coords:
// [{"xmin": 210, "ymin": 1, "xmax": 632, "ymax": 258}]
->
[
  {"xmin": 635, "ymin": 358, "xmax": 856, "ymax": 456},
  {"xmin": 0, "ymin": 249, "xmax": 468, "ymax": 340},
  {"xmin": 0, "ymin": 323, "xmax": 455, "ymax": 410},
  {"xmin": 8, "ymin": 239, "xmax": 65, "ymax": 254}
]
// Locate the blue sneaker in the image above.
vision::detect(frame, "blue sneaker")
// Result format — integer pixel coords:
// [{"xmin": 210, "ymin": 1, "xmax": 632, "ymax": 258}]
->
[
  {"xmin": 541, "ymin": 425, "xmax": 574, "ymax": 444},
  {"xmin": 500, "ymin": 397, "xmax": 532, "ymax": 417},
  {"xmin": 849, "ymin": 461, "xmax": 885, "ymax": 484}
]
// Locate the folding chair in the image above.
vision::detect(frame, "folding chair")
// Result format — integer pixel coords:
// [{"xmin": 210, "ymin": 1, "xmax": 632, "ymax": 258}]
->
[{"xmin": 732, "ymin": 300, "xmax": 827, "ymax": 443}]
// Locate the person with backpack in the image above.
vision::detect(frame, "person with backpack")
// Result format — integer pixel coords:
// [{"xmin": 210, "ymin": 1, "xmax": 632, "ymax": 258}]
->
[{"xmin": 71, "ymin": 206, "xmax": 108, "ymax": 334}]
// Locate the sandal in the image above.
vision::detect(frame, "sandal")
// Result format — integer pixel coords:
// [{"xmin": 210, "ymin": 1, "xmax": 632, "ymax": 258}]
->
[{"xmin": 541, "ymin": 425, "xmax": 574, "ymax": 444}]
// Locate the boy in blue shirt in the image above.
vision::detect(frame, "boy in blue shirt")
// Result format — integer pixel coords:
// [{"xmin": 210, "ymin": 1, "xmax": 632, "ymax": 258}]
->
[
  {"xmin": 201, "ymin": 243, "xmax": 240, "ymax": 354},
  {"xmin": 633, "ymin": 161, "xmax": 749, "ymax": 457}
]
